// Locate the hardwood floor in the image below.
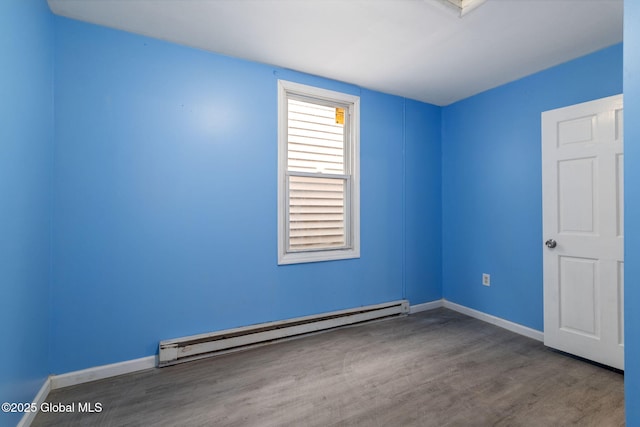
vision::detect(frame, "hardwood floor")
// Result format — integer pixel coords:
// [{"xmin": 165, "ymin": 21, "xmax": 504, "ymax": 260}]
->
[{"xmin": 32, "ymin": 308, "xmax": 624, "ymax": 426}]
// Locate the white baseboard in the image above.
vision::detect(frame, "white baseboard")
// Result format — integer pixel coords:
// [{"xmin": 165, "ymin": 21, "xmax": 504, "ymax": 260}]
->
[
  {"xmin": 17, "ymin": 376, "xmax": 51, "ymax": 427},
  {"xmin": 409, "ymin": 299, "xmax": 444, "ymax": 314},
  {"xmin": 51, "ymin": 355, "xmax": 157, "ymax": 390},
  {"xmin": 443, "ymin": 300, "xmax": 544, "ymax": 342},
  {"xmin": 17, "ymin": 357, "xmax": 157, "ymax": 426}
]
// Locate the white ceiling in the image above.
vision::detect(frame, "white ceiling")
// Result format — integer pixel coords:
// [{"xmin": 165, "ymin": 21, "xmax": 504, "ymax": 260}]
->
[{"xmin": 47, "ymin": 0, "xmax": 623, "ymax": 106}]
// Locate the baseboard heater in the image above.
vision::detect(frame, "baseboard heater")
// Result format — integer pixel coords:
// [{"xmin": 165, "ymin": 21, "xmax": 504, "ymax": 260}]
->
[{"xmin": 158, "ymin": 299, "xmax": 409, "ymax": 367}]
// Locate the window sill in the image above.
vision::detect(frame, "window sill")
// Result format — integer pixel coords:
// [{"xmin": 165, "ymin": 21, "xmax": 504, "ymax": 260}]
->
[{"xmin": 278, "ymin": 248, "xmax": 360, "ymax": 265}]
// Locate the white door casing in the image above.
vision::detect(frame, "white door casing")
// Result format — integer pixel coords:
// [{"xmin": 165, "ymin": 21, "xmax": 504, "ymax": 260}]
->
[{"xmin": 542, "ymin": 94, "xmax": 624, "ymax": 370}]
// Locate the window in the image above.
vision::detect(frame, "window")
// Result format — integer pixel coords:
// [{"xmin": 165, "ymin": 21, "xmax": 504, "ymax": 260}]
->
[{"xmin": 278, "ymin": 80, "xmax": 360, "ymax": 265}]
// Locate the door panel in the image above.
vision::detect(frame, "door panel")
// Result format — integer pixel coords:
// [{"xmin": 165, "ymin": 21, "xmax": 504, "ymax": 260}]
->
[
  {"xmin": 617, "ymin": 153, "xmax": 624, "ymax": 237},
  {"xmin": 559, "ymin": 256, "xmax": 599, "ymax": 337},
  {"xmin": 558, "ymin": 158, "xmax": 597, "ymax": 234},
  {"xmin": 557, "ymin": 115, "xmax": 595, "ymax": 146},
  {"xmin": 618, "ymin": 261, "xmax": 624, "ymax": 346}
]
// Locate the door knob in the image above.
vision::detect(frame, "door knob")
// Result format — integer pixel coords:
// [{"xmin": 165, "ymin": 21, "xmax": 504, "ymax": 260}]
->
[{"xmin": 545, "ymin": 239, "xmax": 557, "ymax": 249}]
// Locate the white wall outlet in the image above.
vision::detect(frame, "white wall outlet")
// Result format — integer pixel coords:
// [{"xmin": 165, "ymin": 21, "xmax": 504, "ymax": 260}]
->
[{"xmin": 482, "ymin": 273, "xmax": 490, "ymax": 286}]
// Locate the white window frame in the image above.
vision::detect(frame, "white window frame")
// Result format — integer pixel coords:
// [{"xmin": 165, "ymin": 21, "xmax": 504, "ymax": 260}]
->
[{"xmin": 277, "ymin": 80, "xmax": 360, "ymax": 265}]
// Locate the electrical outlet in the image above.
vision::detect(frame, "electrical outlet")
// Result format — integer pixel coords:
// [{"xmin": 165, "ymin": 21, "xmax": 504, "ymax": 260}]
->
[{"xmin": 482, "ymin": 273, "xmax": 490, "ymax": 287}]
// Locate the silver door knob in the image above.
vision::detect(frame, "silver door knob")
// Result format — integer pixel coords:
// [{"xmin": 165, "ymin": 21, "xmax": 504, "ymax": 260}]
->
[{"xmin": 545, "ymin": 239, "xmax": 557, "ymax": 249}]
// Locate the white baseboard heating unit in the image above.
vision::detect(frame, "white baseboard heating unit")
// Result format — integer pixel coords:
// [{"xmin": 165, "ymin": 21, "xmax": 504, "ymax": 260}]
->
[{"xmin": 158, "ymin": 299, "xmax": 409, "ymax": 367}]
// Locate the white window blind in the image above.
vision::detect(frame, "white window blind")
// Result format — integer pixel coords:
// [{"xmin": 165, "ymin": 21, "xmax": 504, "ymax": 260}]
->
[
  {"xmin": 289, "ymin": 175, "xmax": 346, "ymax": 250},
  {"xmin": 278, "ymin": 81, "xmax": 360, "ymax": 265}
]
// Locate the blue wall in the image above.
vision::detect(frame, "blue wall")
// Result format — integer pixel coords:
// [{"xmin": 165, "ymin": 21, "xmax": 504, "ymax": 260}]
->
[
  {"xmin": 50, "ymin": 18, "xmax": 443, "ymax": 374},
  {"xmin": 0, "ymin": 1, "xmax": 54, "ymax": 426},
  {"xmin": 442, "ymin": 44, "xmax": 623, "ymax": 331},
  {"xmin": 624, "ymin": 1, "xmax": 640, "ymax": 425},
  {"xmin": 405, "ymin": 100, "xmax": 442, "ymax": 303}
]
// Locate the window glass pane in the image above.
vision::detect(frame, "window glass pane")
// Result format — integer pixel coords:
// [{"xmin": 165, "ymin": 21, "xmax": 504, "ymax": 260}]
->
[
  {"xmin": 287, "ymin": 99, "xmax": 344, "ymax": 174},
  {"xmin": 289, "ymin": 175, "xmax": 346, "ymax": 251}
]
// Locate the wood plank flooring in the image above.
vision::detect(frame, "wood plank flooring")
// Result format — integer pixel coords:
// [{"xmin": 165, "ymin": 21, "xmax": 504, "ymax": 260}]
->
[{"xmin": 32, "ymin": 308, "xmax": 624, "ymax": 426}]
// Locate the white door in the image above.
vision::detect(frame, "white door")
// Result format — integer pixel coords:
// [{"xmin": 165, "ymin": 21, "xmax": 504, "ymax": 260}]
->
[{"xmin": 542, "ymin": 94, "xmax": 624, "ymax": 370}]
